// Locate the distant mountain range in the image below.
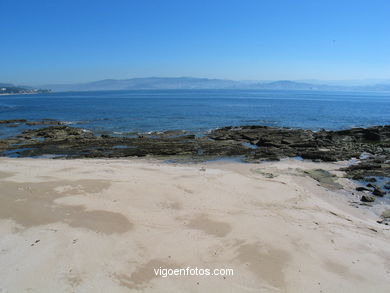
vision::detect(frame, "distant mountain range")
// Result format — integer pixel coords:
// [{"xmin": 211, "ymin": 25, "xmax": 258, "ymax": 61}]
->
[
  {"xmin": 40, "ymin": 77, "xmax": 390, "ymax": 92},
  {"xmin": 2, "ymin": 78, "xmax": 390, "ymax": 93}
]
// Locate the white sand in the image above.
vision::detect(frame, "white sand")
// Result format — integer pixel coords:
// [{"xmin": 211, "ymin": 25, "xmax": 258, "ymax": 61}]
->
[{"xmin": 0, "ymin": 157, "xmax": 389, "ymax": 292}]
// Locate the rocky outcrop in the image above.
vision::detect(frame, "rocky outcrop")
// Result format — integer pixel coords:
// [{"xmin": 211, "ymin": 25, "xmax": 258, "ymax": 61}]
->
[
  {"xmin": 21, "ymin": 126, "xmax": 94, "ymax": 140},
  {"xmin": 0, "ymin": 119, "xmax": 27, "ymax": 124},
  {"xmin": 341, "ymin": 157, "xmax": 390, "ymax": 182},
  {"xmin": 0, "ymin": 125, "xmax": 250, "ymax": 159},
  {"xmin": 361, "ymin": 195, "xmax": 375, "ymax": 202},
  {"xmin": 1, "ymin": 123, "xmax": 389, "ymax": 172},
  {"xmin": 209, "ymin": 125, "xmax": 390, "ymax": 162},
  {"xmin": 0, "ymin": 119, "xmax": 65, "ymax": 126},
  {"xmin": 25, "ymin": 119, "xmax": 65, "ymax": 126}
]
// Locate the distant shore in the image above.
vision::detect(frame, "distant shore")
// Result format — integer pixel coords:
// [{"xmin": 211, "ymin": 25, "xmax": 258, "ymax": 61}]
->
[{"xmin": 0, "ymin": 92, "xmax": 40, "ymax": 96}]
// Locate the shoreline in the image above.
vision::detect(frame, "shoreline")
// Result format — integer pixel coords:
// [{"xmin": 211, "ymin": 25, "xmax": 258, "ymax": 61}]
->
[
  {"xmin": 0, "ymin": 92, "xmax": 47, "ymax": 96},
  {"xmin": 1, "ymin": 121, "xmax": 388, "ymax": 202},
  {"xmin": 0, "ymin": 157, "xmax": 389, "ymax": 292}
]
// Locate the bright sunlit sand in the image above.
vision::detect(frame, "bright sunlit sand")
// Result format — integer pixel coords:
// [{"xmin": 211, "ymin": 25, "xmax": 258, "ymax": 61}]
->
[{"xmin": 1, "ymin": 157, "xmax": 389, "ymax": 293}]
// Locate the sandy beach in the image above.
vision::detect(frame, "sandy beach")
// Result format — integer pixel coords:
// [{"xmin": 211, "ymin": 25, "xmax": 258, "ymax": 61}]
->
[{"xmin": 0, "ymin": 157, "xmax": 389, "ymax": 292}]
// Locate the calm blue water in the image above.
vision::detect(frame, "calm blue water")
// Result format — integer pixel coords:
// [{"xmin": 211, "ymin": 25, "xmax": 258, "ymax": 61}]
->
[{"xmin": 1, "ymin": 89, "xmax": 390, "ymax": 137}]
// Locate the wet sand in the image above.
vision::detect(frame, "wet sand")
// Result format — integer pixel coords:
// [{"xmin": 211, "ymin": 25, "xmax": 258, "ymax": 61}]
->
[{"xmin": 0, "ymin": 157, "xmax": 389, "ymax": 292}]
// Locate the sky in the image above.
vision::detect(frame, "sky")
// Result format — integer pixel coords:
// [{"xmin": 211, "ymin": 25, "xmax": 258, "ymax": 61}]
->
[{"xmin": 1, "ymin": 0, "xmax": 389, "ymax": 85}]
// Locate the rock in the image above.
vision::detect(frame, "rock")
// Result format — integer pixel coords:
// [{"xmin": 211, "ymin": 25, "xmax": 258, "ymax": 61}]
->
[
  {"xmin": 0, "ymin": 119, "xmax": 27, "ymax": 124},
  {"xmin": 352, "ymin": 174, "xmax": 365, "ymax": 180},
  {"xmin": 364, "ymin": 177, "xmax": 377, "ymax": 182},
  {"xmin": 25, "ymin": 119, "xmax": 63, "ymax": 126},
  {"xmin": 21, "ymin": 126, "xmax": 94, "ymax": 141},
  {"xmin": 299, "ymin": 150, "xmax": 338, "ymax": 162},
  {"xmin": 367, "ymin": 183, "xmax": 380, "ymax": 189},
  {"xmin": 361, "ymin": 195, "xmax": 375, "ymax": 202},
  {"xmin": 384, "ymin": 184, "xmax": 390, "ymax": 190},
  {"xmin": 372, "ymin": 188, "xmax": 386, "ymax": 197},
  {"xmin": 381, "ymin": 209, "xmax": 390, "ymax": 218},
  {"xmin": 356, "ymin": 186, "xmax": 371, "ymax": 192},
  {"xmin": 342, "ymin": 157, "xmax": 390, "ymax": 181},
  {"xmin": 364, "ymin": 183, "xmax": 386, "ymax": 196},
  {"xmin": 304, "ymin": 169, "xmax": 343, "ymax": 190}
]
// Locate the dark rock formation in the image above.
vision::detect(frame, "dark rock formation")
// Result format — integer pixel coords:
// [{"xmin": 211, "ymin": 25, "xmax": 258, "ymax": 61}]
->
[
  {"xmin": 1, "ymin": 122, "xmax": 389, "ymax": 185},
  {"xmin": 372, "ymin": 188, "xmax": 386, "ymax": 197},
  {"xmin": 25, "ymin": 119, "xmax": 65, "ymax": 126},
  {"xmin": 341, "ymin": 157, "xmax": 390, "ymax": 181},
  {"xmin": 0, "ymin": 119, "xmax": 27, "ymax": 124},
  {"xmin": 356, "ymin": 186, "xmax": 371, "ymax": 192},
  {"xmin": 210, "ymin": 125, "xmax": 390, "ymax": 162},
  {"xmin": 361, "ymin": 195, "xmax": 375, "ymax": 202}
]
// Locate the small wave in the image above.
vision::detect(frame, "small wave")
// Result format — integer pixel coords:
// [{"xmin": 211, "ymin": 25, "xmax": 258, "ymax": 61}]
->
[
  {"xmin": 61, "ymin": 120, "xmax": 90, "ymax": 125},
  {"xmin": 0, "ymin": 103, "xmax": 20, "ymax": 109}
]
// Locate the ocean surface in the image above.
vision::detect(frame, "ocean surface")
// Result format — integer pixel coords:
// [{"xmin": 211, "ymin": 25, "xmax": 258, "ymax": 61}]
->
[{"xmin": 1, "ymin": 89, "xmax": 390, "ymax": 138}]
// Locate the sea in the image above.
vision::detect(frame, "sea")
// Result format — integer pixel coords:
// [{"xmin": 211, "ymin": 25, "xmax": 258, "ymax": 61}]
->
[{"xmin": 1, "ymin": 89, "xmax": 390, "ymax": 138}]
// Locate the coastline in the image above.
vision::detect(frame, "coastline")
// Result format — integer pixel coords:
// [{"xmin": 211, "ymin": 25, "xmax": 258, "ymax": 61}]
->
[
  {"xmin": 0, "ymin": 92, "xmax": 43, "ymax": 96},
  {"xmin": 1, "ymin": 121, "xmax": 389, "ymax": 202},
  {"xmin": 0, "ymin": 157, "xmax": 389, "ymax": 292},
  {"xmin": 3, "ymin": 0, "xmax": 389, "ymax": 292},
  {"xmin": 1, "ymin": 120, "xmax": 389, "ymax": 291}
]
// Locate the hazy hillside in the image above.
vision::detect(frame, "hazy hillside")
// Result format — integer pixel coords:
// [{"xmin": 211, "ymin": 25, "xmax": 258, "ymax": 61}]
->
[
  {"xmin": 4, "ymin": 78, "xmax": 390, "ymax": 93},
  {"xmin": 41, "ymin": 77, "xmax": 242, "ymax": 92},
  {"xmin": 41, "ymin": 77, "xmax": 336, "ymax": 92}
]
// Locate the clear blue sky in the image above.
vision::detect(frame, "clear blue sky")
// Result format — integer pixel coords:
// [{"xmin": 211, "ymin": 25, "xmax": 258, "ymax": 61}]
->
[{"xmin": 1, "ymin": 0, "xmax": 389, "ymax": 85}]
